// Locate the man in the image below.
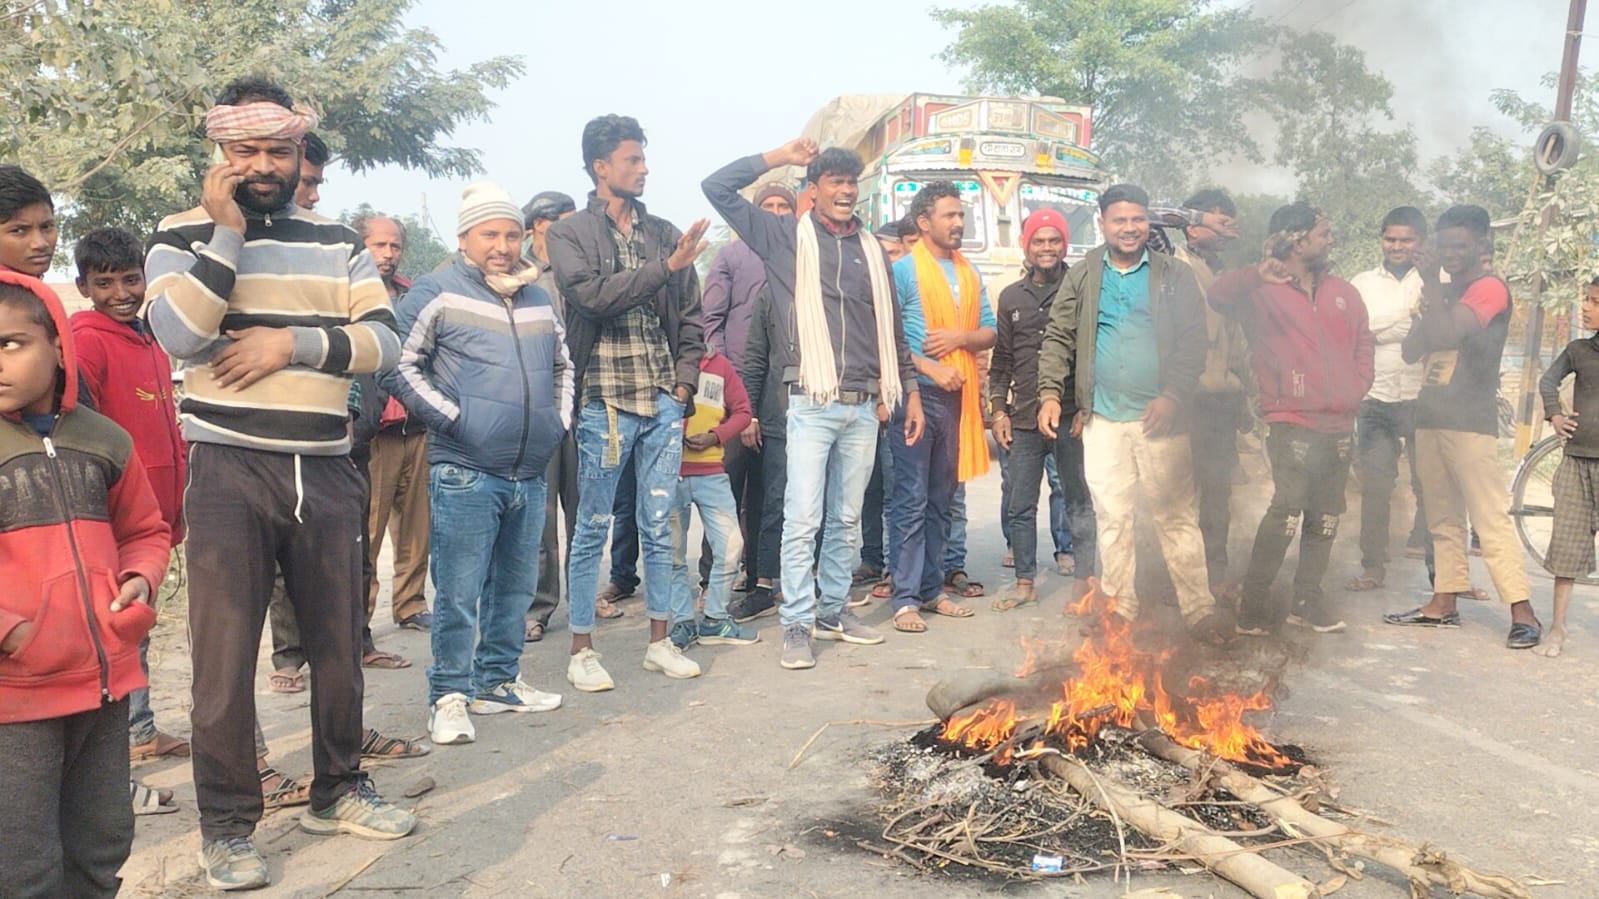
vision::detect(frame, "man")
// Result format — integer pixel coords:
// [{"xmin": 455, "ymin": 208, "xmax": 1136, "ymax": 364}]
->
[
  {"xmin": 699, "ymin": 184, "xmax": 795, "ymax": 600},
  {"xmin": 522, "ymin": 190, "xmax": 579, "ymax": 643},
  {"xmin": 991, "ymin": 209, "xmax": 1097, "ymax": 609},
  {"xmin": 885, "ymin": 182, "xmax": 995, "ymax": 632},
  {"xmin": 1347, "ymin": 207, "xmax": 1429, "ymax": 592},
  {"xmin": 385, "ymin": 181, "xmax": 569, "ymax": 743},
  {"xmin": 703, "ymin": 139, "xmax": 922, "ymax": 669},
  {"xmin": 1210, "ymin": 203, "xmax": 1373, "ymax": 635},
  {"xmin": 1036, "ymin": 183, "xmax": 1224, "ymax": 639},
  {"xmin": 548, "ymin": 114, "xmax": 708, "ymax": 690},
  {"xmin": 1385, "ymin": 205, "xmax": 1540, "ymax": 649},
  {"xmin": 294, "ymin": 132, "xmax": 329, "ymax": 211},
  {"xmin": 0, "ymin": 165, "xmax": 57, "ymax": 277},
  {"xmin": 1163, "ymin": 190, "xmax": 1249, "ymax": 597},
  {"xmin": 145, "ymin": 76, "xmax": 414, "ymax": 891}
]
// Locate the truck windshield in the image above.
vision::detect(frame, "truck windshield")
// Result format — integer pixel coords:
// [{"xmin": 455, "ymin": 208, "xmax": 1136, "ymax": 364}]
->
[
  {"xmin": 891, "ymin": 178, "xmax": 988, "ymax": 253},
  {"xmin": 1018, "ymin": 181, "xmax": 1100, "ymax": 259}
]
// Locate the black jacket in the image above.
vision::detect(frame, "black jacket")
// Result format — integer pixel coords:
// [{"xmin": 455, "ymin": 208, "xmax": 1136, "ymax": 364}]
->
[
  {"xmin": 743, "ymin": 284, "xmax": 789, "ymax": 440},
  {"xmin": 546, "ymin": 193, "xmax": 705, "ymax": 413},
  {"xmin": 991, "ymin": 266, "xmax": 1072, "ymax": 427},
  {"xmin": 702, "ymin": 155, "xmax": 916, "ymax": 397}
]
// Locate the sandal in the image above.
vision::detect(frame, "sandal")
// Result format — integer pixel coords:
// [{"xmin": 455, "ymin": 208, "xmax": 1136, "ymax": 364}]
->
[
  {"xmin": 892, "ymin": 606, "xmax": 928, "ymax": 633},
  {"xmin": 594, "ymin": 595, "xmax": 625, "ymax": 620},
  {"xmin": 130, "ymin": 729, "xmax": 191, "ymax": 762},
  {"xmin": 361, "ymin": 649, "xmax": 412, "ymax": 669},
  {"xmin": 942, "ymin": 570, "xmax": 985, "ymax": 598},
  {"xmin": 1344, "ymin": 573, "xmax": 1385, "ymax": 592},
  {"xmin": 991, "ymin": 591, "xmax": 1037, "ymax": 612},
  {"xmin": 1055, "ymin": 553, "xmax": 1075, "ymax": 576},
  {"xmin": 870, "ymin": 577, "xmax": 894, "ymax": 599},
  {"xmin": 1459, "ymin": 586, "xmax": 1491, "ymax": 601},
  {"xmin": 851, "ymin": 564, "xmax": 883, "ymax": 586},
  {"xmin": 525, "ymin": 620, "xmax": 545, "ymax": 642},
  {"xmin": 1001, "ymin": 549, "xmax": 1014, "ymax": 568},
  {"xmin": 131, "ymin": 780, "xmax": 178, "ymax": 816},
  {"xmin": 922, "ymin": 594, "xmax": 976, "ymax": 618},
  {"xmin": 595, "ymin": 582, "xmax": 635, "ymax": 604},
  {"xmin": 268, "ymin": 668, "xmax": 305, "ymax": 694},
  {"xmin": 259, "ymin": 765, "xmax": 311, "ymax": 809},
  {"xmin": 361, "ymin": 728, "xmax": 430, "ymax": 760}
]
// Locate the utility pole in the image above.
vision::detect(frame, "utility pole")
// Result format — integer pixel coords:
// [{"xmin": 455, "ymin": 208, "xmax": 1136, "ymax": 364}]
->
[{"xmin": 1515, "ymin": 0, "xmax": 1588, "ymax": 457}]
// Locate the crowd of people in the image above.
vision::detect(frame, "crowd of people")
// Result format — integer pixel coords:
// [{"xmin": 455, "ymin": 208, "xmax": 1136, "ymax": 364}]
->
[{"xmin": 0, "ymin": 73, "xmax": 1588, "ymax": 894}]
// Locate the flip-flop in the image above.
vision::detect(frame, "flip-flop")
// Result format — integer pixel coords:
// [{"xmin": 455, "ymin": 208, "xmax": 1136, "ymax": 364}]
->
[
  {"xmin": 1001, "ymin": 550, "xmax": 1014, "ymax": 568},
  {"xmin": 1344, "ymin": 573, "xmax": 1384, "ymax": 592},
  {"xmin": 594, "ymin": 596, "xmax": 625, "ymax": 620},
  {"xmin": 268, "ymin": 668, "xmax": 305, "ymax": 694},
  {"xmin": 131, "ymin": 780, "xmax": 178, "ymax": 816},
  {"xmin": 942, "ymin": 570, "xmax": 985, "ymax": 598},
  {"xmin": 525, "ymin": 620, "xmax": 545, "ymax": 642},
  {"xmin": 130, "ymin": 730, "xmax": 191, "ymax": 761},
  {"xmin": 361, "ymin": 649, "xmax": 412, "ymax": 669},
  {"xmin": 361, "ymin": 728, "xmax": 430, "ymax": 759},
  {"xmin": 892, "ymin": 607, "xmax": 927, "ymax": 633},
  {"xmin": 851, "ymin": 564, "xmax": 883, "ymax": 586},
  {"xmin": 595, "ymin": 583, "xmax": 635, "ymax": 603},
  {"xmin": 991, "ymin": 592, "xmax": 1036, "ymax": 612},
  {"xmin": 1458, "ymin": 587, "xmax": 1491, "ymax": 601},
  {"xmin": 922, "ymin": 594, "xmax": 975, "ymax": 618},
  {"xmin": 870, "ymin": 577, "xmax": 894, "ymax": 599},
  {"xmin": 1055, "ymin": 553, "xmax": 1076, "ymax": 576}
]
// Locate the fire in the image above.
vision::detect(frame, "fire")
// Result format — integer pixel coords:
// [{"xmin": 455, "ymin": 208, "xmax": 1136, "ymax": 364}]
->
[{"xmin": 941, "ymin": 584, "xmax": 1298, "ymax": 771}]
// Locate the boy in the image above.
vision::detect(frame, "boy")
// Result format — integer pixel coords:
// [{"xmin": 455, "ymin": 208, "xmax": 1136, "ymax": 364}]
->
[
  {"xmin": 1535, "ymin": 277, "xmax": 1599, "ymax": 658},
  {"xmin": 70, "ymin": 228, "xmax": 190, "ymax": 764},
  {"xmin": 0, "ymin": 271, "xmax": 172, "ymax": 897},
  {"xmin": 669, "ymin": 346, "xmax": 760, "ymax": 650},
  {"xmin": 0, "ymin": 165, "xmax": 57, "ymax": 277}
]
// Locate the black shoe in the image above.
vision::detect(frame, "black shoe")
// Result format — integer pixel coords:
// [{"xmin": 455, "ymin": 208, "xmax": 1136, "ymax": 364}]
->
[
  {"xmin": 1506, "ymin": 621, "xmax": 1542, "ymax": 650},
  {"xmin": 1383, "ymin": 607, "xmax": 1460, "ymax": 627},
  {"xmin": 728, "ymin": 586, "xmax": 777, "ymax": 623}
]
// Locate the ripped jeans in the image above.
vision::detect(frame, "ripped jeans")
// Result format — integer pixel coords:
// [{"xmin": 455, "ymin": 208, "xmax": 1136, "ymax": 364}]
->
[
  {"xmin": 1239, "ymin": 423, "xmax": 1353, "ymax": 626},
  {"xmin": 566, "ymin": 394, "xmax": 685, "ymax": 635}
]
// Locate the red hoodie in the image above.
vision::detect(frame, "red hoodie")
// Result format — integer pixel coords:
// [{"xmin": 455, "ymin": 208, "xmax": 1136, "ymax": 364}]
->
[
  {"xmin": 70, "ymin": 309, "xmax": 186, "ymax": 541},
  {"xmin": 1208, "ymin": 267, "xmax": 1374, "ymax": 433},
  {"xmin": 0, "ymin": 272, "xmax": 171, "ymax": 724}
]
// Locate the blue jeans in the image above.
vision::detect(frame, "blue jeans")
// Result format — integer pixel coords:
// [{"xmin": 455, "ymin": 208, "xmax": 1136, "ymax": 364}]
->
[
  {"xmin": 779, "ymin": 394, "xmax": 878, "ymax": 626},
  {"xmin": 127, "ymin": 636, "xmax": 155, "ymax": 744},
  {"xmin": 607, "ymin": 454, "xmax": 641, "ymax": 593},
  {"xmin": 426, "ymin": 463, "xmax": 545, "ymax": 704},
  {"xmin": 670, "ymin": 473, "xmax": 743, "ymax": 623},
  {"xmin": 944, "ymin": 485, "xmax": 967, "ymax": 574},
  {"xmin": 888, "ymin": 388, "xmax": 960, "ymax": 610},
  {"xmin": 568, "ymin": 395, "xmax": 684, "ymax": 634}
]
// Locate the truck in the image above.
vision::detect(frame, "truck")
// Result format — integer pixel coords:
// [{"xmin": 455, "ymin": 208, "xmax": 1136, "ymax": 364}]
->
[{"xmin": 794, "ymin": 93, "xmax": 1109, "ymax": 281}]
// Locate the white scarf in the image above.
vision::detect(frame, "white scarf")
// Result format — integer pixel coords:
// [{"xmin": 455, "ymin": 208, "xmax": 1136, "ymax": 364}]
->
[{"xmin": 793, "ymin": 210, "xmax": 903, "ymax": 410}]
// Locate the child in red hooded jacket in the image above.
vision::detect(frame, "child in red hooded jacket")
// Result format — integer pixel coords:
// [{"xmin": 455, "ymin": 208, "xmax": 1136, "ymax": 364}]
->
[{"xmin": 0, "ymin": 272, "xmax": 171, "ymax": 897}]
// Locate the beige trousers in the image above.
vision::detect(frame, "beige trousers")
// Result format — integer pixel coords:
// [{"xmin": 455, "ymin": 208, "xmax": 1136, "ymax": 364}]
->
[
  {"xmin": 1081, "ymin": 416, "xmax": 1214, "ymax": 623},
  {"xmin": 1414, "ymin": 429, "xmax": 1529, "ymax": 603},
  {"xmin": 366, "ymin": 429, "xmax": 431, "ymax": 622}
]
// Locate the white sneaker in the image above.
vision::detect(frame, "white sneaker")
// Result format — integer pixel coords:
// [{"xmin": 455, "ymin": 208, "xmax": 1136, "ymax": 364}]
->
[
  {"xmin": 642, "ymin": 639, "xmax": 701, "ymax": 679},
  {"xmin": 428, "ymin": 692, "xmax": 475, "ymax": 745},
  {"xmin": 470, "ymin": 677, "xmax": 563, "ymax": 714},
  {"xmin": 567, "ymin": 648, "xmax": 615, "ymax": 692}
]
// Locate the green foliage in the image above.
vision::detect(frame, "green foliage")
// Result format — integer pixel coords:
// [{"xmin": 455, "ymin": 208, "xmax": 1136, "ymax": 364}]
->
[
  {"xmin": 1428, "ymin": 127, "xmax": 1532, "ymax": 222},
  {"xmin": 1, "ymin": 0, "xmax": 521, "ymax": 244},
  {"xmin": 338, "ymin": 202, "xmax": 453, "ymax": 282}
]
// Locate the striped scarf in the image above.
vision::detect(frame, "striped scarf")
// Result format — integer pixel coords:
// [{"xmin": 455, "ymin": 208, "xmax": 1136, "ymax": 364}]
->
[
  {"xmin": 793, "ymin": 212, "xmax": 903, "ymax": 410},
  {"xmin": 909, "ymin": 239, "xmax": 990, "ymax": 482}
]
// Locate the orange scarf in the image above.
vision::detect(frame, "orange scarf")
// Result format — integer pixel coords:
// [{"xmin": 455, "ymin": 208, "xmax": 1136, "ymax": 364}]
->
[{"xmin": 910, "ymin": 240, "xmax": 990, "ymax": 482}]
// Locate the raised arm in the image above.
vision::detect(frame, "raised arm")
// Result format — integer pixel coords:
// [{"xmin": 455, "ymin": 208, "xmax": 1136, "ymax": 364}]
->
[{"xmin": 701, "ymin": 141, "xmax": 815, "ymax": 261}]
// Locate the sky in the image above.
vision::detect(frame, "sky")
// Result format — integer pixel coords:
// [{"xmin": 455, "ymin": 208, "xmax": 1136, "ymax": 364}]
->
[{"xmin": 328, "ymin": 0, "xmax": 1571, "ymax": 242}]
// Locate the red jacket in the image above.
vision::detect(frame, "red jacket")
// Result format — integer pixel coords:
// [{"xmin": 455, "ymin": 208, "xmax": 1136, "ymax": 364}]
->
[
  {"xmin": 0, "ymin": 272, "xmax": 171, "ymax": 724},
  {"xmin": 70, "ymin": 309, "xmax": 186, "ymax": 541},
  {"xmin": 1208, "ymin": 267, "xmax": 1374, "ymax": 433}
]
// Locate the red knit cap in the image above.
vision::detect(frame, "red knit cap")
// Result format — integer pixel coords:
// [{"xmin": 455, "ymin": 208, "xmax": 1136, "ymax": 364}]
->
[{"xmin": 1021, "ymin": 208, "xmax": 1069, "ymax": 249}]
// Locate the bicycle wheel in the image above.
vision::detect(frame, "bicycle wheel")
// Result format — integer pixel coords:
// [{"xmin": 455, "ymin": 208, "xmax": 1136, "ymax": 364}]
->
[{"xmin": 1509, "ymin": 435, "xmax": 1599, "ymax": 585}]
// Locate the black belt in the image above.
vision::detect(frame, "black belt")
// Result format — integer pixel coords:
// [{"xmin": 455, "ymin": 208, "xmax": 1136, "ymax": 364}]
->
[{"xmin": 790, "ymin": 386, "xmax": 877, "ymax": 405}]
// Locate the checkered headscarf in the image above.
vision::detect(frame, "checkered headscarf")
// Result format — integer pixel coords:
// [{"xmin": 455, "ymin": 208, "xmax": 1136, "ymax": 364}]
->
[{"xmin": 204, "ymin": 101, "xmax": 320, "ymax": 144}]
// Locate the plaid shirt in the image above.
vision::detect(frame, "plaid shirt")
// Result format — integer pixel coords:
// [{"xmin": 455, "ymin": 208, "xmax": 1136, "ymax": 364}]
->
[{"xmin": 582, "ymin": 204, "xmax": 675, "ymax": 415}]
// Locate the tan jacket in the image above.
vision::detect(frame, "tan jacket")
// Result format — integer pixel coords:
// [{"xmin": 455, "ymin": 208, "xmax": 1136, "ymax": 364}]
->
[{"xmin": 1176, "ymin": 245, "xmax": 1248, "ymax": 395}]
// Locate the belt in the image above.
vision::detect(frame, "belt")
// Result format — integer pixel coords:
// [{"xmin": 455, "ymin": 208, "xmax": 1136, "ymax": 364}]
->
[{"xmin": 790, "ymin": 386, "xmax": 876, "ymax": 405}]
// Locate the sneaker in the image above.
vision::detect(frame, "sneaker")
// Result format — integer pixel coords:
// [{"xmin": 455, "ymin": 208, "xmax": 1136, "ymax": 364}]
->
[
  {"xmin": 815, "ymin": 609, "xmax": 885, "ymax": 645},
  {"xmin": 470, "ymin": 677, "xmax": 562, "ymax": 714},
  {"xmin": 780, "ymin": 623, "xmax": 815, "ymax": 669},
  {"xmin": 642, "ymin": 639, "xmax": 701, "ymax": 678},
  {"xmin": 198, "ymin": 836, "xmax": 269, "ymax": 891},
  {"xmin": 1286, "ymin": 604, "xmax": 1347, "ymax": 634},
  {"xmin": 698, "ymin": 616, "xmax": 760, "ymax": 645},
  {"xmin": 300, "ymin": 778, "xmax": 418, "ymax": 840},
  {"xmin": 728, "ymin": 585, "xmax": 777, "ymax": 623},
  {"xmin": 398, "ymin": 610, "xmax": 433, "ymax": 631},
  {"xmin": 428, "ymin": 692, "xmax": 475, "ymax": 744},
  {"xmin": 668, "ymin": 619, "xmax": 699, "ymax": 650},
  {"xmin": 567, "ymin": 648, "xmax": 615, "ymax": 692}
]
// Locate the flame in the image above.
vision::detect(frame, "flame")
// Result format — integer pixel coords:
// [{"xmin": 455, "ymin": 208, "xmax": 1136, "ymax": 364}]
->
[{"xmin": 941, "ymin": 584, "xmax": 1297, "ymax": 771}]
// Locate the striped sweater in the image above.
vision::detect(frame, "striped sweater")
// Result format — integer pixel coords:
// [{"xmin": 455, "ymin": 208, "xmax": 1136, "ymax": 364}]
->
[{"xmin": 144, "ymin": 204, "xmax": 400, "ymax": 455}]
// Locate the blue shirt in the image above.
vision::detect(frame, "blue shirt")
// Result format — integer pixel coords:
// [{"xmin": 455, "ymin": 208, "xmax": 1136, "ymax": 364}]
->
[
  {"xmin": 893, "ymin": 254, "xmax": 996, "ymax": 388},
  {"xmin": 1092, "ymin": 250, "xmax": 1160, "ymax": 421}
]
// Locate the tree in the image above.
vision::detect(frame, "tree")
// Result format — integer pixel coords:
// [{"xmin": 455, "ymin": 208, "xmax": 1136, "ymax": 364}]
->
[
  {"xmin": 339, "ymin": 203, "xmax": 452, "ymax": 282},
  {"xmin": 933, "ymin": 0, "xmax": 1269, "ymax": 199},
  {"xmin": 1428, "ymin": 127, "xmax": 1531, "ymax": 222},
  {"xmin": 2, "ymin": 0, "xmax": 522, "ymax": 242}
]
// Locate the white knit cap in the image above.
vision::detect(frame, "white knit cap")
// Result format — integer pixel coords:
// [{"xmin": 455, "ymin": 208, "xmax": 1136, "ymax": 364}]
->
[{"xmin": 456, "ymin": 181, "xmax": 523, "ymax": 236}]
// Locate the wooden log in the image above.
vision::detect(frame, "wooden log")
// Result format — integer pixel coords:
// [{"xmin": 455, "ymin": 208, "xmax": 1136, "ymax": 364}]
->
[
  {"xmin": 1136, "ymin": 732, "xmax": 1532, "ymax": 899},
  {"xmin": 1038, "ymin": 754, "xmax": 1319, "ymax": 899}
]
